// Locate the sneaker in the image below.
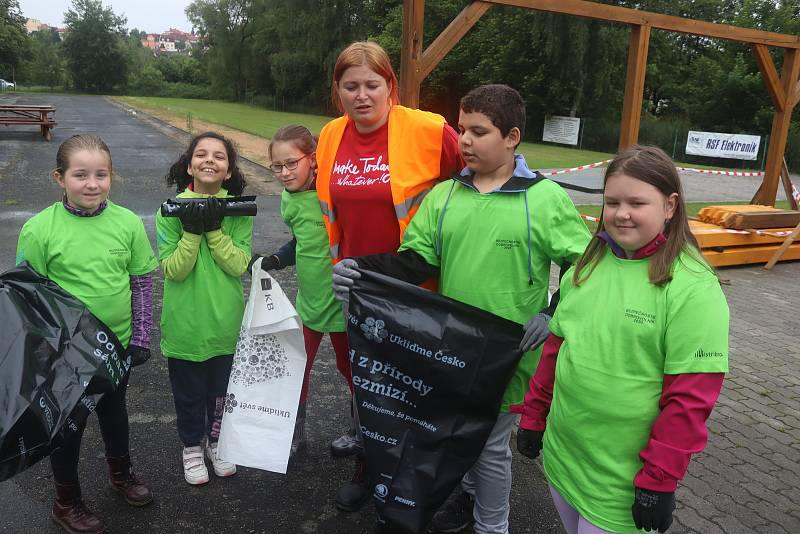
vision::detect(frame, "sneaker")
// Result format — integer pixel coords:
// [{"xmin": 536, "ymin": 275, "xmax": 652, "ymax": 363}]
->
[
  {"xmin": 335, "ymin": 456, "xmax": 369, "ymax": 512},
  {"xmin": 205, "ymin": 442, "xmax": 237, "ymax": 477},
  {"xmin": 430, "ymin": 490, "xmax": 474, "ymax": 533},
  {"xmin": 182, "ymin": 446, "xmax": 209, "ymax": 485},
  {"xmin": 331, "ymin": 429, "xmax": 360, "ymax": 457}
]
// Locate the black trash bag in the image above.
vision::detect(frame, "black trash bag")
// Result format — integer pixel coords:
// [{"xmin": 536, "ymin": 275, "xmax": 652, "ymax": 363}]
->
[
  {"xmin": 0, "ymin": 263, "xmax": 130, "ymax": 482},
  {"xmin": 348, "ymin": 269, "xmax": 524, "ymax": 534}
]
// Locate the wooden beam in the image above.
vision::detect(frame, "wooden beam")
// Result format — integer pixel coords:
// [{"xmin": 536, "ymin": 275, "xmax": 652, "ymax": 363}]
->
[
  {"xmin": 619, "ymin": 24, "xmax": 650, "ymax": 150},
  {"xmin": 764, "ymin": 220, "xmax": 800, "ymax": 270},
  {"xmin": 781, "ymin": 159, "xmax": 799, "ymax": 211},
  {"xmin": 483, "ymin": 0, "xmax": 800, "ymax": 48},
  {"xmin": 399, "ymin": 0, "xmax": 426, "ymax": 108},
  {"xmin": 752, "ymin": 44, "xmax": 785, "ymax": 111},
  {"xmin": 418, "ymin": 1, "xmax": 492, "ymax": 80},
  {"xmin": 793, "ymin": 79, "xmax": 800, "ymax": 108},
  {"xmin": 754, "ymin": 48, "xmax": 800, "ymax": 206}
]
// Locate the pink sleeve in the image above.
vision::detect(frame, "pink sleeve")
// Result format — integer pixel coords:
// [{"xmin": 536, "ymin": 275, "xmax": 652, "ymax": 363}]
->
[
  {"xmin": 439, "ymin": 124, "xmax": 464, "ymax": 180},
  {"xmin": 634, "ymin": 372, "xmax": 725, "ymax": 492},
  {"xmin": 510, "ymin": 333, "xmax": 562, "ymax": 431}
]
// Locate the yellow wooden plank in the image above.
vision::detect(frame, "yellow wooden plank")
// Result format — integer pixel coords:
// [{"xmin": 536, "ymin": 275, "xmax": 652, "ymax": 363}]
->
[{"xmin": 701, "ymin": 243, "xmax": 800, "ymax": 267}]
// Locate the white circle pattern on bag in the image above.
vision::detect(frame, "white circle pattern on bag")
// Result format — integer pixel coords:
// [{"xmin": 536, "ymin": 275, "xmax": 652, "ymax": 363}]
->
[{"xmin": 230, "ymin": 327, "xmax": 291, "ymax": 387}]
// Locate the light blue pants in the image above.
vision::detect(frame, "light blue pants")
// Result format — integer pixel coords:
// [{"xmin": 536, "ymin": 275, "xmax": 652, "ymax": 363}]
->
[{"xmin": 462, "ymin": 412, "xmax": 517, "ymax": 534}]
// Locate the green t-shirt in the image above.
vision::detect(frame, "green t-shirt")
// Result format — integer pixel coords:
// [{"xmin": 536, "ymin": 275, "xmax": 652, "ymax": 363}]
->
[
  {"xmin": 281, "ymin": 189, "xmax": 345, "ymax": 332},
  {"xmin": 16, "ymin": 201, "xmax": 158, "ymax": 346},
  {"xmin": 399, "ymin": 178, "xmax": 591, "ymax": 411},
  {"xmin": 156, "ymin": 190, "xmax": 253, "ymax": 361},
  {"xmin": 544, "ymin": 248, "xmax": 729, "ymax": 533}
]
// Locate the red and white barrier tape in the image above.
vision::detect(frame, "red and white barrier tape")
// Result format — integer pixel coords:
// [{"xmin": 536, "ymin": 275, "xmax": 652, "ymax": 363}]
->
[
  {"xmin": 693, "ymin": 228, "xmax": 793, "ymax": 238},
  {"xmin": 580, "ymin": 214, "xmax": 600, "ymax": 223},
  {"xmin": 542, "ymin": 159, "xmax": 764, "ymax": 178},
  {"xmin": 676, "ymin": 167, "xmax": 764, "ymax": 177},
  {"xmin": 541, "ymin": 159, "xmax": 612, "ymax": 176}
]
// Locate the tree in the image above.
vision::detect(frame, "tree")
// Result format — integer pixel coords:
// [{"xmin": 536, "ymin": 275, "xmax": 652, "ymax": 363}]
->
[
  {"xmin": 187, "ymin": 0, "xmax": 262, "ymax": 100},
  {"xmin": 23, "ymin": 29, "xmax": 66, "ymax": 87},
  {"xmin": 0, "ymin": 0, "xmax": 30, "ymax": 80},
  {"xmin": 62, "ymin": 0, "xmax": 129, "ymax": 92}
]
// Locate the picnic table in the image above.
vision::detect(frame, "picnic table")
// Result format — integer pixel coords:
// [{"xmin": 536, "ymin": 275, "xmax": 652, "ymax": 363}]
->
[{"xmin": 0, "ymin": 104, "xmax": 57, "ymax": 140}]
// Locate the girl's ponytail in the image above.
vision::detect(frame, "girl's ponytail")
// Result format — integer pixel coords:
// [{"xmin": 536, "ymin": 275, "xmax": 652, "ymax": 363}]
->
[{"xmin": 165, "ymin": 153, "xmax": 192, "ymax": 193}]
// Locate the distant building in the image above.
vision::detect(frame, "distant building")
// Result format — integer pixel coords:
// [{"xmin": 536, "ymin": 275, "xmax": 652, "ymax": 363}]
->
[
  {"xmin": 141, "ymin": 28, "xmax": 199, "ymax": 54},
  {"xmin": 25, "ymin": 18, "xmax": 49, "ymax": 33}
]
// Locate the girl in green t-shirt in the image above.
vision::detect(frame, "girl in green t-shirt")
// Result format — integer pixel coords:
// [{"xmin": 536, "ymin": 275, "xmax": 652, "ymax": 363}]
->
[
  {"xmin": 157, "ymin": 132, "xmax": 253, "ymax": 486},
  {"xmin": 16, "ymin": 134, "xmax": 158, "ymax": 534},
  {"xmin": 514, "ymin": 145, "xmax": 729, "ymax": 534},
  {"xmin": 249, "ymin": 125, "xmax": 351, "ymax": 458}
]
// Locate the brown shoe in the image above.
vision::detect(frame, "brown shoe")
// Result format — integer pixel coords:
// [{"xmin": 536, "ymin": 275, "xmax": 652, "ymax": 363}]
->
[
  {"xmin": 106, "ymin": 455, "xmax": 153, "ymax": 506},
  {"xmin": 51, "ymin": 481, "xmax": 105, "ymax": 534}
]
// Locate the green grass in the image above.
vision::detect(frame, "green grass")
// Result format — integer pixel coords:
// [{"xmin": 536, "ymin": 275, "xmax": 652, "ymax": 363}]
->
[
  {"xmin": 115, "ymin": 96, "xmax": 332, "ymax": 140},
  {"xmin": 115, "ymin": 96, "xmax": 763, "ymax": 171},
  {"xmin": 516, "ymin": 143, "xmax": 613, "ymax": 168}
]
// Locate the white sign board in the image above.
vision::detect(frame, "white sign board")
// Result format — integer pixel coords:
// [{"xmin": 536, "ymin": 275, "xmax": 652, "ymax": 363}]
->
[
  {"xmin": 685, "ymin": 131, "xmax": 760, "ymax": 160},
  {"xmin": 543, "ymin": 116, "xmax": 580, "ymax": 146}
]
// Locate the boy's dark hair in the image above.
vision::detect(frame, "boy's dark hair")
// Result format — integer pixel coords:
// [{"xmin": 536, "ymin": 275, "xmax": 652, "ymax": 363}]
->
[
  {"xmin": 460, "ymin": 84, "xmax": 526, "ymax": 142},
  {"xmin": 165, "ymin": 131, "xmax": 247, "ymax": 196}
]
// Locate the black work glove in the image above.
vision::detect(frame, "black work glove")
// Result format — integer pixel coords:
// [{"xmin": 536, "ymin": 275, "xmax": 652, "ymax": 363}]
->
[
  {"xmin": 203, "ymin": 196, "xmax": 225, "ymax": 232},
  {"xmin": 247, "ymin": 254, "xmax": 280, "ymax": 275},
  {"xmin": 178, "ymin": 201, "xmax": 204, "ymax": 235},
  {"xmin": 520, "ymin": 312, "xmax": 551, "ymax": 352},
  {"xmin": 516, "ymin": 428, "xmax": 544, "ymax": 459},
  {"xmin": 632, "ymin": 487, "xmax": 676, "ymax": 533},
  {"xmin": 126, "ymin": 344, "xmax": 151, "ymax": 367}
]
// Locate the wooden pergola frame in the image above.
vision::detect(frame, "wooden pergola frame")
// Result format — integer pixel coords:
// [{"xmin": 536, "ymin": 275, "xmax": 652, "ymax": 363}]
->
[{"xmin": 399, "ymin": 0, "xmax": 800, "ymax": 207}]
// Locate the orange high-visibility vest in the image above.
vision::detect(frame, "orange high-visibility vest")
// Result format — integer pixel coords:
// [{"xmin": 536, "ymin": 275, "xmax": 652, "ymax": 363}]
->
[{"xmin": 316, "ymin": 105, "xmax": 447, "ymax": 262}]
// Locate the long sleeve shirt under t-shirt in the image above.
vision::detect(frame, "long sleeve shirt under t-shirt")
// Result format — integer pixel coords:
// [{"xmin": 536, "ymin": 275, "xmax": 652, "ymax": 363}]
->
[
  {"xmin": 514, "ymin": 233, "xmax": 726, "ymax": 493},
  {"xmin": 329, "ymin": 120, "xmax": 462, "ymax": 258}
]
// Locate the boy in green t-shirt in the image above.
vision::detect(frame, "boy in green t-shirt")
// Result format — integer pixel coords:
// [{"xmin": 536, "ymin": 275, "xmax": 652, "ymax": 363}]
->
[{"xmin": 332, "ymin": 84, "xmax": 591, "ymax": 534}]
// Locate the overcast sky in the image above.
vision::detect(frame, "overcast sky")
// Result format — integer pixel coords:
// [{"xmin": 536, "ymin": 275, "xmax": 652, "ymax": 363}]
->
[{"xmin": 18, "ymin": 0, "xmax": 194, "ymax": 33}]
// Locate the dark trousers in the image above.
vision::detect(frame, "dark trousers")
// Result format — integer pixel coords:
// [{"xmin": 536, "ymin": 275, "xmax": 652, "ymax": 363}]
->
[
  {"xmin": 50, "ymin": 371, "xmax": 131, "ymax": 484},
  {"xmin": 167, "ymin": 355, "xmax": 233, "ymax": 447}
]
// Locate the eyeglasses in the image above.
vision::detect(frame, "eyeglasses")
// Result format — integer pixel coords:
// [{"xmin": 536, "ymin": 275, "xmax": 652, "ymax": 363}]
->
[{"xmin": 269, "ymin": 154, "xmax": 310, "ymax": 174}]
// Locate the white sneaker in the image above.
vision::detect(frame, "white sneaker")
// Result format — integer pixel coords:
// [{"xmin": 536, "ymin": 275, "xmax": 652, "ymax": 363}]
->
[
  {"xmin": 205, "ymin": 442, "xmax": 236, "ymax": 477},
  {"xmin": 182, "ymin": 446, "xmax": 209, "ymax": 485}
]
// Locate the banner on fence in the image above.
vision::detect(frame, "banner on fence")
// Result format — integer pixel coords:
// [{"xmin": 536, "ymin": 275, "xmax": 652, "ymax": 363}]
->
[
  {"xmin": 686, "ymin": 131, "xmax": 760, "ymax": 160},
  {"xmin": 543, "ymin": 115, "xmax": 580, "ymax": 145}
]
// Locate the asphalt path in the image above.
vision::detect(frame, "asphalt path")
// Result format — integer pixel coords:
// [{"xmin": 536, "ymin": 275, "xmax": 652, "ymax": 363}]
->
[{"xmin": 0, "ymin": 94, "xmax": 562, "ymax": 534}]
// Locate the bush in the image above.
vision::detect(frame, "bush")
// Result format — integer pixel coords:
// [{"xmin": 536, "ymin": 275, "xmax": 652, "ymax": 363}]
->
[
  {"xmin": 159, "ymin": 82, "xmax": 211, "ymax": 99},
  {"xmin": 128, "ymin": 65, "xmax": 163, "ymax": 95}
]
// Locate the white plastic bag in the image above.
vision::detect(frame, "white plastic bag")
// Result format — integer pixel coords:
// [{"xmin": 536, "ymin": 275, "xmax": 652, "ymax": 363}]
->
[{"xmin": 217, "ymin": 259, "xmax": 306, "ymax": 474}]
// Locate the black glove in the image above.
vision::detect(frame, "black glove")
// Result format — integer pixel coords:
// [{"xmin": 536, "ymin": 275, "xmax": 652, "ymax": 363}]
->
[
  {"xmin": 203, "ymin": 196, "xmax": 225, "ymax": 232},
  {"xmin": 126, "ymin": 344, "xmax": 151, "ymax": 367},
  {"xmin": 516, "ymin": 428, "xmax": 544, "ymax": 459},
  {"xmin": 178, "ymin": 201, "xmax": 204, "ymax": 235},
  {"xmin": 520, "ymin": 312, "xmax": 551, "ymax": 352},
  {"xmin": 248, "ymin": 254, "xmax": 280, "ymax": 275},
  {"xmin": 632, "ymin": 487, "xmax": 675, "ymax": 533}
]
